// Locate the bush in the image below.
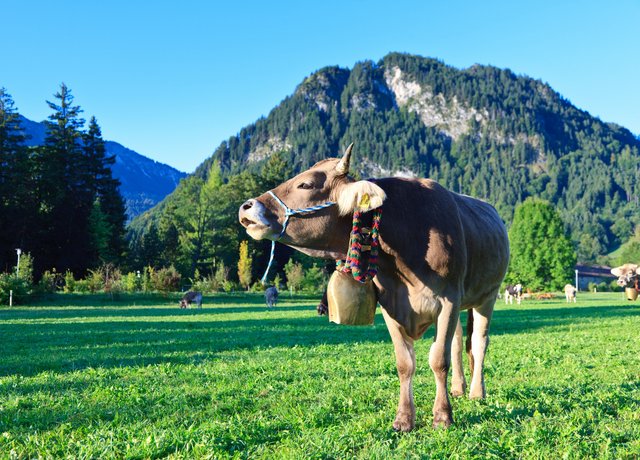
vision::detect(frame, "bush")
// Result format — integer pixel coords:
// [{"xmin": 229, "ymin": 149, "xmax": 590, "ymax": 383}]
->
[
  {"xmin": 63, "ymin": 270, "xmax": 76, "ymax": 293},
  {"xmin": 73, "ymin": 279, "xmax": 92, "ymax": 293},
  {"xmin": 16, "ymin": 252, "xmax": 34, "ymax": 284},
  {"xmin": 214, "ymin": 263, "xmax": 230, "ymax": 292},
  {"xmin": 0, "ymin": 273, "xmax": 31, "ymax": 305},
  {"xmin": 300, "ymin": 264, "xmax": 325, "ymax": 292},
  {"xmin": 152, "ymin": 266, "xmax": 181, "ymax": 293},
  {"xmin": 37, "ymin": 270, "xmax": 61, "ymax": 294},
  {"xmin": 85, "ymin": 270, "xmax": 104, "ymax": 293},
  {"xmin": 250, "ymin": 281, "xmax": 266, "ymax": 292},
  {"xmin": 122, "ymin": 272, "xmax": 141, "ymax": 293},
  {"xmin": 142, "ymin": 266, "xmax": 154, "ymax": 293},
  {"xmin": 285, "ymin": 260, "xmax": 304, "ymax": 292},
  {"xmin": 221, "ymin": 280, "xmax": 236, "ymax": 293}
]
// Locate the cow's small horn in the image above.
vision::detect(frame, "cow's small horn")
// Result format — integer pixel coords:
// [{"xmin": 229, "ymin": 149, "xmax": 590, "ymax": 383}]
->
[{"xmin": 336, "ymin": 142, "xmax": 354, "ymax": 175}]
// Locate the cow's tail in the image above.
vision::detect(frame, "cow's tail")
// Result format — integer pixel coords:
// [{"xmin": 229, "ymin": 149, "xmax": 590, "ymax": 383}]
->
[
  {"xmin": 465, "ymin": 309, "xmax": 475, "ymax": 373},
  {"xmin": 465, "ymin": 309, "xmax": 474, "ymax": 354}
]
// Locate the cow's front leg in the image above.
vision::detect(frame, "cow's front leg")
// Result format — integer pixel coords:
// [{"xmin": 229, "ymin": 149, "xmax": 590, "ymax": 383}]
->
[
  {"xmin": 382, "ymin": 309, "xmax": 416, "ymax": 432},
  {"xmin": 429, "ymin": 296, "xmax": 459, "ymax": 428}
]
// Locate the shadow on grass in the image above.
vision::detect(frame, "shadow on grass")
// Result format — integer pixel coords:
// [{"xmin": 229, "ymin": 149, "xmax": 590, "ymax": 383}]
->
[{"xmin": 0, "ymin": 298, "xmax": 638, "ymax": 378}]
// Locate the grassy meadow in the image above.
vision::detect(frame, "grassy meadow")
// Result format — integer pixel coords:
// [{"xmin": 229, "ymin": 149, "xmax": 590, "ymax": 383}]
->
[{"xmin": 0, "ymin": 291, "xmax": 638, "ymax": 459}]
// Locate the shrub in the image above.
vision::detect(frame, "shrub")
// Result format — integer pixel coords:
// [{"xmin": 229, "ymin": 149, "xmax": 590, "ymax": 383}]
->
[
  {"xmin": 222, "ymin": 280, "xmax": 236, "ymax": 293},
  {"xmin": 73, "ymin": 279, "xmax": 92, "ymax": 293},
  {"xmin": 63, "ymin": 270, "xmax": 76, "ymax": 293},
  {"xmin": 250, "ymin": 281, "xmax": 266, "ymax": 292},
  {"xmin": 191, "ymin": 275, "xmax": 217, "ymax": 293},
  {"xmin": 37, "ymin": 270, "xmax": 61, "ymax": 294},
  {"xmin": 86, "ymin": 269, "xmax": 104, "ymax": 293},
  {"xmin": 0, "ymin": 273, "xmax": 31, "ymax": 305},
  {"xmin": 300, "ymin": 264, "xmax": 325, "ymax": 292},
  {"xmin": 284, "ymin": 260, "xmax": 304, "ymax": 292},
  {"xmin": 214, "ymin": 263, "xmax": 230, "ymax": 291},
  {"xmin": 142, "ymin": 266, "xmax": 154, "ymax": 293},
  {"xmin": 122, "ymin": 272, "xmax": 141, "ymax": 293},
  {"xmin": 152, "ymin": 266, "xmax": 181, "ymax": 294},
  {"xmin": 16, "ymin": 252, "xmax": 34, "ymax": 284}
]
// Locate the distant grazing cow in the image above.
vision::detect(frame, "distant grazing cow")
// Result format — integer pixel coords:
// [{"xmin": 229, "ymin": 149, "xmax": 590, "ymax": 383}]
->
[
  {"xmin": 564, "ymin": 284, "xmax": 577, "ymax": 303},
  {"xmin": 180, "ymin": 291, "xmax": 203, "ymax": 309},
  {"xmin": 265, "ymin": 286, "xmax": 278, "ymax": 309},
  {"xmin": 238, "ymin": 143, "xmax": 510, "ymax": 431},
  {"xmin": 504, "ymin": 284, "xmax": 523, "ymax": 305}
]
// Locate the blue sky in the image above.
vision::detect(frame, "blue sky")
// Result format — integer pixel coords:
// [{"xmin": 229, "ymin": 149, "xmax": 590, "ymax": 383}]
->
[{"xmin": 4, "ymin": 1, "xmax": 639, "ymax": 172}]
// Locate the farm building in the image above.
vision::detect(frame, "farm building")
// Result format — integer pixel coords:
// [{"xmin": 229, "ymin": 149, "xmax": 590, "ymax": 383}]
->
[{"xmin": 575, "ymin": 264, "xmax": 616, "ymax": 291}]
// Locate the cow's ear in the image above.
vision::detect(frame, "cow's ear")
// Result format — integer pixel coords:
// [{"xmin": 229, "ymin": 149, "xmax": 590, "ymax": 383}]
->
[
  {"xmin": 611, "ymin": 267, "xmax": 623, "ymax": 276},
  {"xmin": 336, "ymin": 180, "xmax": 386, "ymax": 216}
]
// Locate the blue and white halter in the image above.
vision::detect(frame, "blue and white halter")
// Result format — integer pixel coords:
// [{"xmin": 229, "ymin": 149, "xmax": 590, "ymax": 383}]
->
[{"xmin": 260, "ymin": 190, "xmax": 336, "ymax": 284}]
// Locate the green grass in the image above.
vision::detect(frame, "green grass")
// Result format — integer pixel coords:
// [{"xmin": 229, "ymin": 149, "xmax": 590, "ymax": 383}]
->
[{"xmin": 0, "ymin": 292, "xmax": 638, "ymax": 459}]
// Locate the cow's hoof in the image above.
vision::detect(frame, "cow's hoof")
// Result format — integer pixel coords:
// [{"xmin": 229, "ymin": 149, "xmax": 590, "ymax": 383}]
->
[
  {"xmin": 432, "ymin": 411, "xmax": 453, "ymax": 429},
  {"xmin": 392, "ymin": 413, "xmax": 415, "ymax": 432},
  {"xmin": 469, "ymin": 389, "xmax": 486, "ymax": 400},
  {"xmin": 450, "ymin": 384, "xmax": 466, "ymax": 398}
]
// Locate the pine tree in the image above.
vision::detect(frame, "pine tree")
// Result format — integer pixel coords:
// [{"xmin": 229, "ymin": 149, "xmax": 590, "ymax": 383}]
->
[
  {"xmin": 83, "ymin": 116, "xmax": 126, "ymax": 265},
  {"xmin": 37, "ymin": 83, "xmax": 89, "ymax": 274},
  {"xmin": 0, "ymin": 88, "xmax": 31, "ymax": 270},
  {"xmin": 88, "ymin": 199, "xmax": 110, "ymax": 263}
]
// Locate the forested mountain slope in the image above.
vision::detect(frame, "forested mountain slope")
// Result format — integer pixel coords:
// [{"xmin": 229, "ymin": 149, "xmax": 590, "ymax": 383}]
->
[{"xmin": 130, "ymin": 52, "xmax": 640, "ymax": 275}]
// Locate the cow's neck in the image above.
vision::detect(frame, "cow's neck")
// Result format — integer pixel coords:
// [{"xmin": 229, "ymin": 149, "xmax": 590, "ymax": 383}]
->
[{"xmin": 287, "ymin": 244, "xmax": 348, "ymax": 261}]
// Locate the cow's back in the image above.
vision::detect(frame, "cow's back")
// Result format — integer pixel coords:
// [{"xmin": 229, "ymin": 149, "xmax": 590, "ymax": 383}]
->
[
  {"xmin": 373, "ymin": 178, "xmax": 509, "ymax": 312},
  {"xmin": 453, "ymin": 193, "xmax": 509, "ymax": 307}
]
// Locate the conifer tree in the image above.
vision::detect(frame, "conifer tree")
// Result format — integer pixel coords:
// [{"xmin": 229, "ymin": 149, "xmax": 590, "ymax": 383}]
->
[
  {"xmin": 37, "ymin": 83, "xmax": 89, "ymax": 274},
  {"xmin": 0, "ymin": 88, "xmax": 32, "ymax": 270},
  {"xmin": 83, "ymin": 116, "xmax": 126, "ymax": 265}
]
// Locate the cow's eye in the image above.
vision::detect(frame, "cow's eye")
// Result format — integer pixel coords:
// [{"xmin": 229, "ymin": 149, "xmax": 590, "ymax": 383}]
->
[{"xmin": 297, "ymin": 182, "xmax": 314, "ymax": 190}]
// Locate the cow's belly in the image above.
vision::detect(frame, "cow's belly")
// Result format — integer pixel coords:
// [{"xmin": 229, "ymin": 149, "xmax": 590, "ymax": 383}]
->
[{"xmin": 378, "ymin": 283, "xmax": 440, "ymax": 339}]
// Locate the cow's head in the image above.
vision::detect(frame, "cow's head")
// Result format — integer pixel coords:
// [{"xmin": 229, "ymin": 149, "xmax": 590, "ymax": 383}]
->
[
  {"xmin": 238, "ymin": 144, "xmax": 386, "ymax": 259},
  {"xmin": 611, "ymin": 263, "xmax": 640, "ymax": 287}
]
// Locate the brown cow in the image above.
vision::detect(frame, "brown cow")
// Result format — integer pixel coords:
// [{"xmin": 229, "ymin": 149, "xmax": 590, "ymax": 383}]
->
[
  {"xmin": 238, "ymin": 144, "xmax": 509, "ymax": 431},
  {"xmin": 611, "ymin": 263, "xmax": 640, "ymax": 288}
]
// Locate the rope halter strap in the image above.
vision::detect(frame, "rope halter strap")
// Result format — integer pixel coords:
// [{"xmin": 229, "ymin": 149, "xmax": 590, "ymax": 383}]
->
[{"xmin": 261, "ymin": 190, "xmax": 335, "ymax": 284}]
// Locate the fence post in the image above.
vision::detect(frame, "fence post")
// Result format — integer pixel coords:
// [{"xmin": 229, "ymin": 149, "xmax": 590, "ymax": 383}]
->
[{"xmin": 9, "ymin": 290, "xmax": 13, "ymax": 307}]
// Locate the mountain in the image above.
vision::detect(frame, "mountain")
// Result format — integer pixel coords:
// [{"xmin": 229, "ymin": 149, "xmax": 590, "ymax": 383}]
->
[
  {"xmin": 131, "ymin": 52, "xmax": 640, "ymax": 267},
  {"xmin": 18, "ymin": 115, "xmax": 187, "ymax": 219}
]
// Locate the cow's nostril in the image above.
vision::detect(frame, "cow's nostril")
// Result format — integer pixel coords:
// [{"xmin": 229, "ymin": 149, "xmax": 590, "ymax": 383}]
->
[{"xmin": 241, "ymin": 200, "xmax": 254, "ymax": 211}]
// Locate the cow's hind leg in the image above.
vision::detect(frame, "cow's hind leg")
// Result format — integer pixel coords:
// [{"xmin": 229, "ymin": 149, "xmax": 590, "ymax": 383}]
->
[
  {"xmin": 450, "ymin": 316, "xmax": 466, "ymax": 397},
  {"xmin": 430, "ymin": 294, "xmax": 459, "ymax": 428},
  {"xmin": 381, "ymin": 309, "xmax": 416, "ymax": 432},
  {"xmin": 468, "ymin": 295, "xmax": 496, "ymax": 399}
]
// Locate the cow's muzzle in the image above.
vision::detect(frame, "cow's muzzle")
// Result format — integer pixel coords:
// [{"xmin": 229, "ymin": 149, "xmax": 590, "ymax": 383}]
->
[{"xmin": 238, "ymin": 199, "xmax": 277, "ymax": 240}]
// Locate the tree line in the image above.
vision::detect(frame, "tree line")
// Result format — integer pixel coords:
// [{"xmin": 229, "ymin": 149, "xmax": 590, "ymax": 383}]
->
[{"xmin": 0, "ymin": 84, "xmax": 126, "ymax": 277}]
